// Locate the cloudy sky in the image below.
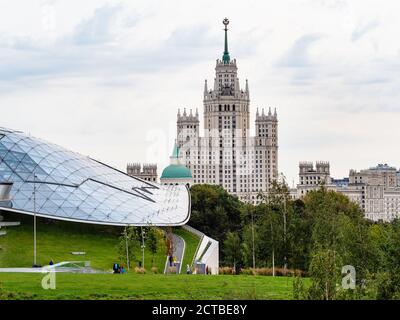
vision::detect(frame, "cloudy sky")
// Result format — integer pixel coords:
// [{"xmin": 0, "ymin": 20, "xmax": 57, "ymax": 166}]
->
[{"xmin": 1, "ymin": 0, "xmax": 399, "ymax": 185}]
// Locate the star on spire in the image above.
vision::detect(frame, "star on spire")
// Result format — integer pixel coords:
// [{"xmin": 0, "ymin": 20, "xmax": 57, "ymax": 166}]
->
[{"xmin": 222, "ymin": 18, "xmax": 230, "ymax": 64}]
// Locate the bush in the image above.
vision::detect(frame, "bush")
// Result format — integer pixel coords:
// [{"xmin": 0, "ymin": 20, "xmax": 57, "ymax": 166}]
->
[
  {"xmin": 151, "ymin": 267, "xmax": 158, "ymax": 274},
  {"xmin": 219, "ymin": 267, "xmax": 234, "ymax": 275},
  {"xmin": 168, "ymin": 266, "xmax": 177, "ymax": 274},
  {"xmin": 237, "ymin": 267, "xmax": 305, "ymax": 277},
  {"xmin": 134, "ymin": 267, "xmax": 146, "ymax": 274},
  {"xmin": 240, "ymin": 268, "xmax": 253, "ymax": 275}
]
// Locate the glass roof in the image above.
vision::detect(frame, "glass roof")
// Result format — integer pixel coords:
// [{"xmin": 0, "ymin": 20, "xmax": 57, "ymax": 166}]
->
[{"xmin": 0, "ymin": 127, "xmax": 190, "ymax": 226}]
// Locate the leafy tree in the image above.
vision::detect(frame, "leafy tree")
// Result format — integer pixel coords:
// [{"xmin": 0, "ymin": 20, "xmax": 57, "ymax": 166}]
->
[
  {"xmin": 146, "ymin": 227, "xmax": 166, "ymax": 267},
  {"xmin": 190, "ymin": 184, "xmax": 243, "ymax": 262},
  {"xmin": 224, "ymin": 232, "xmax": 242, "ymax": 272},
  {"xmin": 307, "ymin": 249, "xmax": 343, "ymax": 300},
  {"xmin": 118, "ymin": 227, "xmax": 140, "ymax": 268}
]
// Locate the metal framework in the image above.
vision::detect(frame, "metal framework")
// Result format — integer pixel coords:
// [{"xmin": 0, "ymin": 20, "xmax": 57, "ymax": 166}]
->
[{"xmin": 0, "ymin": 127, "xmax": 190, "ymax": 226}]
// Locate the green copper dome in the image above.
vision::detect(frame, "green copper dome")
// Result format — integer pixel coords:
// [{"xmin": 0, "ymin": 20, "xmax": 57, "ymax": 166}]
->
[
  {"xmin": 161, "ymin": 164, "xmax": 193, "ymax": 179},
  {"xmin": 161, "ymin": 142, "xmax": 193, "ymax": 179}
]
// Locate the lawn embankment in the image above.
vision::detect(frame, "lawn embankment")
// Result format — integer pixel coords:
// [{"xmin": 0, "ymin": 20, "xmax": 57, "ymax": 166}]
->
[
  {"xmin": 0, "ymin": 213, "xmax": 166, "ymax": 272},
  {"xmin": 0, "ymin": 273, "xmax": 296, "ymax": 300},
  {"xmin": 172, "ymin": 227, "xmax": 200, "ymax": 272}
]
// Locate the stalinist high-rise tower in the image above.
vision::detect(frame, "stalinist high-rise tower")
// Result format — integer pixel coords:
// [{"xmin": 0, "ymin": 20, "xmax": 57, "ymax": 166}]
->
[{"xmin": 175, "ymin": 18, "xmax": 278, "ymax": 203}]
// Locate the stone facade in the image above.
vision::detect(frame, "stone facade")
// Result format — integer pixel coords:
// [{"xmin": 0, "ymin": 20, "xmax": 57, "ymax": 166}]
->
[
  {"xmin": 127, "ymin": 163, "xmax": 158, "ymax": 183},
  {"xmin": 175, "ymin": 19, "xmax": 278, "ymax": 204},
  {"xmin": 292, "ymin": 162, "xmax": 400, "ymax": 222}
]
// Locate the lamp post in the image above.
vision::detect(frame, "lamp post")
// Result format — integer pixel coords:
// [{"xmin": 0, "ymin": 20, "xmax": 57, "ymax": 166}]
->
[
  {"xmin": 270, "ymin": 214, "xmax": 275, "ymax": 277},
  {"xmin": 251, "ymin": 207, "xmax": 256, "ymax": 269},
  {"xmin": 141, "ymin": 227, "xmax": 145, "ymax": 269},
  {"xmin": 245, "ymin": 193, "xmax": 256, "ymax": 269},
  {"xmin": 125, "ymin": 226, "xmax": 130, "ymax": 271},
  {"xmin": 280, "ymin": 173, "xmax": 288, "ymax": 274},
  {"xmin": 33, "ymin": 173, "xmax": 37, "ymax": 267}
]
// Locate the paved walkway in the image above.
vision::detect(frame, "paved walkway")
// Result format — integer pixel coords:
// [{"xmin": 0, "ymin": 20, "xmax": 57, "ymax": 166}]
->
[
  {"xmin": 164, "ymin": 233, "xmax": 185, "ymax": 274},
  {"xmin": 0, "ymin": 220, "xmax": 20, "ymax": 236},
  {"xmin": 0, "ymin": 262, "xmax": 107, "ymax": 273}
]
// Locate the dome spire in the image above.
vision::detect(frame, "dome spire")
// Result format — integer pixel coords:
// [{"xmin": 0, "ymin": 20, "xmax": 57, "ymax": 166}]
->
[
  {"xmin": 222, "ymin": 18, "xmax": 230, "ymax": 64},
  {"xmin": 171, "ymin": 140, "xmax": 180, "ymax": 160}
]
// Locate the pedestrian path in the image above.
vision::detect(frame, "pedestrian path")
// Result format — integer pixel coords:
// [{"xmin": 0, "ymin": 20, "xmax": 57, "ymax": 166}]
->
[
  {"xmin": 0, "ymin": 261, "xmax": 107, "ymax": 273},
  {"xmin": 164, "ymin": 233, "xmax": 185, "ymax": 274},
  {"xmin": 0, "ymin": 218, "xmax": 20, "ymax": 237}
]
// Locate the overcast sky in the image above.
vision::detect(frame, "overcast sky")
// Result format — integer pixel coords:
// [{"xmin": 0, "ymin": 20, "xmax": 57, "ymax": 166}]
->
[{"xmin": 1, "ymin": 0, "xmax": 399, "ymax": 185}]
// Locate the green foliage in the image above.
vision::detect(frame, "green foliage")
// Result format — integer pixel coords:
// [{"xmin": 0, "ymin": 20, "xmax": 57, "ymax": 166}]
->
[
  {"xmin": 118, "ymin": 226, "xmax": 167, "ymax": 268},
  {"xmin": 147, "ymin": 227, "xmax": 167, "ymax": 267},
  {"xmin": 307, "ymin": 249, "xmax": 342, "ymax": 300},
  {"xmin": 189, "ymin": 184, "xmax": 242, "ymax": 263},
  {"xmin": 189, "ymin": 183, "xmax": 400, "ymax": 300},
  {"xmin": 118, "ymin": 227, "xmax": 139, "ymax": 268},
  {"xmin": 223, "ymin": 232, "xmax": 242, "ymax": 270},
  {"xmin": 292, "ymin": 276, "xmax": 307, "ymax": 300}
]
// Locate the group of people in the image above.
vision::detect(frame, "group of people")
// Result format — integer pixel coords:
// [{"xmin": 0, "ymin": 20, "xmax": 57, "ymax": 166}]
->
[
  {"xmin": 185, "ymin": 264, "xmax": 212, "ymax": 275},
  {"xmin": 112, "ymin": 262, "xmax": 126, "ymax": 274}
]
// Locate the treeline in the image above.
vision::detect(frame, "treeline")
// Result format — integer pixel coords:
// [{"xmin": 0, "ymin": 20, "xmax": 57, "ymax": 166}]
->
[{"xmin": 189, "ymin": 183, "xmax": 400, "ymax": 299}]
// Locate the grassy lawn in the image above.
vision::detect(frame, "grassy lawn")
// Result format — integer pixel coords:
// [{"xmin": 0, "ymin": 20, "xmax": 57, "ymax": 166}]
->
[
  {"xmin": 0, "ymin": 214, "xmax": 299, "ymax": 300},
  {"xmin": 0, "ymin": 213, "xmax": 166, "ymax": 272},
  {"xmin": 0, "ymin": 273, "xmax": 296, "ymax": 300},
  {"xmin": 172, "ymin": 227, "xmax": 200, "ymax": 273}
]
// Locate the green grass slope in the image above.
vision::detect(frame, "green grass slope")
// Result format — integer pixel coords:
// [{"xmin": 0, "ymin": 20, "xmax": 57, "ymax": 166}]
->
[
  {"xmin": 0, "ymin": 213, "xmax": 165, "ymax": 272},
  {"xmin": 0, "ymin": 273, "xmax": 295, "ymax": 300},
  {"xmin": 172, "ymin": 227, "xmax": 200, "ymax": 272}
]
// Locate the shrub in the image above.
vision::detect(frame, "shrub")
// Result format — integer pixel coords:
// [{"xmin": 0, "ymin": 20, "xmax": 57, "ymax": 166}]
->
[
  {"xmin": 134, "ymin": 267, "xmax": 146, "ymax": 274},
  {"xmin": 151, "ymin": 267, "xmax": 158, "ymax": 274},
  {"xmin": 237, "ymin": 267, "xmax": 305, "ymax": 277},
  {"xmin": 219, "ymin": 267, "xmax": 234, "ymax": 275},
  {"xmin": 240, "ymin": 268, "xmax": 253, "ymax": 275},
  {"xmin": 168, "ymin": 266, "xmax": 177, "ymax": 274}
]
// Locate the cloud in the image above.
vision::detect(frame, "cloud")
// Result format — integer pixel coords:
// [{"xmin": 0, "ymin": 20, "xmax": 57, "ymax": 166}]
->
[
  {"xmin": 278, "ymin": 34, "xmax": 323, "ymax": 68},
  {"xmin": 72, "ymin": 4, "xmax": 123, "ymax": 45},
  {"xmin": 274, "ymin": 34, "xmax": 324, "ymax": 85},
  {"xmin": 0, "ymin": 7, "xmax": 219, "ymax": 86},
  {"xmin": 1, "ymin": 0, "xmax": 400, "ymax": 185},
  {"xmin": 351, "ymin": 20, "xmax": 379, "ymax": 42}
]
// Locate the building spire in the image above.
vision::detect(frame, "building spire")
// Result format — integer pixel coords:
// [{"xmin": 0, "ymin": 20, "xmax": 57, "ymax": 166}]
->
[
  {"xmin": 170, "ymin": 140, "xmax": 181, "ymax": 165},
  {"xmin": 222, "ymin": 18, "xmax": 230, "ymax": 64}
]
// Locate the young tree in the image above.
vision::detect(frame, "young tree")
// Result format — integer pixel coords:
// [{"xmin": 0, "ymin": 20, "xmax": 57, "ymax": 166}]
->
[
  {"xmin": 307, "ymin": 249, "xmax": 343, "ymax": 300},
  {"xmin": 146, "ymin": 227, "xmax": 167, "ymax": 267},
  {"xmin": 118, "ymin": 226, "xmax": 140, "ymax": 269},
  {"xmin": 223, "ymin": 232, "xmax": 242, "ymax": 273}
]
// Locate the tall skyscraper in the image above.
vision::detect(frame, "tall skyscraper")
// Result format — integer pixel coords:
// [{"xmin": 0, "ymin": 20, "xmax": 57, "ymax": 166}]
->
[{"xmin": 175, "ymin": 18, "xmax": 278, "ymax": 203}]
